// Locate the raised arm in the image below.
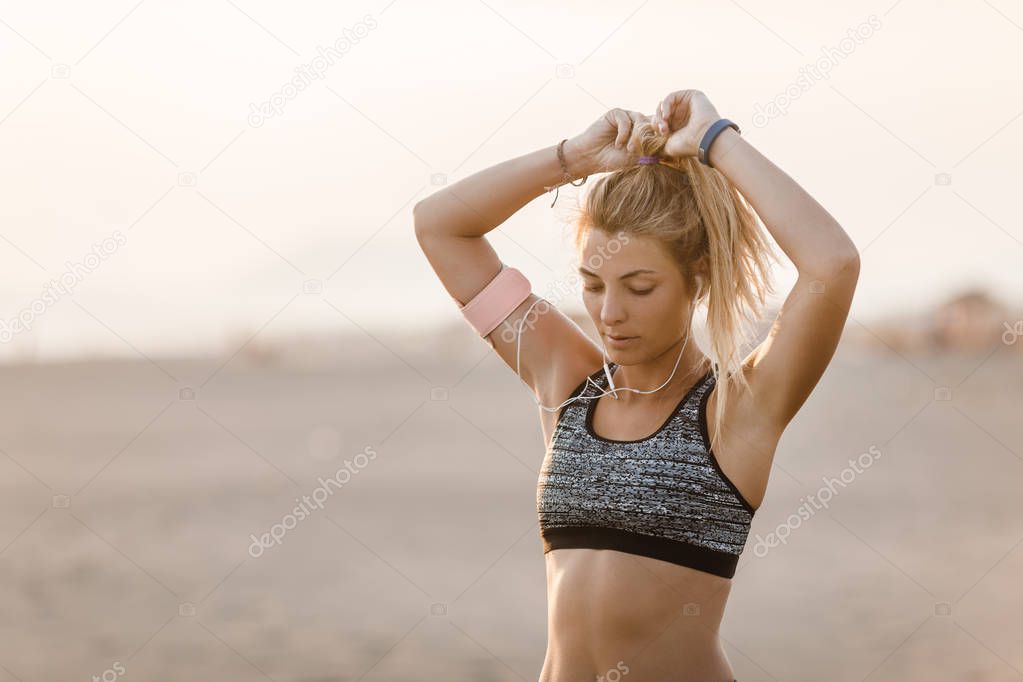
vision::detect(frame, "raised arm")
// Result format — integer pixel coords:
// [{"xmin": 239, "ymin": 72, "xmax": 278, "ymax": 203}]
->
[
  {"xmin": 413, "ymin": 109, "xmax": 650, "ymax": 402},
  {"xmin": 412, "ymin": 139, "xmax": 589, "ymax": 305},
  {"xmin": 653, "ymin": 89, "xmax": 860, "ymax": 429}
]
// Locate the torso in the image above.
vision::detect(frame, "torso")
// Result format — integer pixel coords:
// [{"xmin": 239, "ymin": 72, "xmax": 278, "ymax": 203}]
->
[{"xmin": 536, "ymin": 361, "xmax": 778, "ymax": 681}]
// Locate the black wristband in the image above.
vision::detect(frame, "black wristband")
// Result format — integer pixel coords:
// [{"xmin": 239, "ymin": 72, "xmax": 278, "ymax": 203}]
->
[{"xmin": 698, "ymin": 119, "xmax": 741, "ymax": 168}]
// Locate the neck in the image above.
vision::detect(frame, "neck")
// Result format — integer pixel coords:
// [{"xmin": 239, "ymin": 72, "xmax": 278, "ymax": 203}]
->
[{"xmin": 608, "ymin": 338, "xmax": 709, "ymax": 402}]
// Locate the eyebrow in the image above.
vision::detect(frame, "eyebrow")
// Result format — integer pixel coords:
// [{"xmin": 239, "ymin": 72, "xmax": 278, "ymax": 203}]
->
[{"xmin": 578, "ymin": 267, "xmax": 657, "ymax": 280}]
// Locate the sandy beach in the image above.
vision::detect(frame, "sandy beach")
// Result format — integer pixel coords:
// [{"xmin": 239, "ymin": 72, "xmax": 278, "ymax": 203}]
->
[{"xmin": 0, "ymin": 332, "xmax": 1020, "ymax": 681}]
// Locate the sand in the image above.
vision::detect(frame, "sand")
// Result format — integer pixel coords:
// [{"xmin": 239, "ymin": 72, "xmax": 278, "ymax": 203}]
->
[{"xmin": 0, "ymin": 337, "xmax": 1021, "ymax": 681}]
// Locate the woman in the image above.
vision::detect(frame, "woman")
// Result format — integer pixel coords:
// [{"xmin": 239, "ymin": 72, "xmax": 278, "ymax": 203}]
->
[{"xmin": 414, "ymin": 89, "xmax": 859, "ymax": 681}]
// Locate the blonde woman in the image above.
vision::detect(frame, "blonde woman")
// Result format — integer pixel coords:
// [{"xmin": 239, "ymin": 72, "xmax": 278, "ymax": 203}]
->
[{"xmin": 414, "ymin": 89, "xmax": 859, "ymax": 681}]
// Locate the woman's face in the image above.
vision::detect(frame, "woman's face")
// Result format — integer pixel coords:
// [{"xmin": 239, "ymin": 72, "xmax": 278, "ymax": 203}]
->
[{"xmin": 577, "ymin": 228, "xmax": 695, "ymax": 361}]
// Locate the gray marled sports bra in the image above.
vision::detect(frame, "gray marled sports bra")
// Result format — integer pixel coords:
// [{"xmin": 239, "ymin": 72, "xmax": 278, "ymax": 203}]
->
[{"xmin": 536, "ymin": 362, "xmax": 757, "ymax": 579}]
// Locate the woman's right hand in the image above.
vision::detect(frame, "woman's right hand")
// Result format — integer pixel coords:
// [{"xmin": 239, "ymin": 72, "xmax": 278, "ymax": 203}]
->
[{"xmin": 564, "ymin": 108, "xmax": 651, "ymax": 176}]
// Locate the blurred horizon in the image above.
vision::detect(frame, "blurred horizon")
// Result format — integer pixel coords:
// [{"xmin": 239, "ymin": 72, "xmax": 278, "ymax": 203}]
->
[{"xmin": 1, "ymin": 280, "xmax": 1016, "ymax": 373}]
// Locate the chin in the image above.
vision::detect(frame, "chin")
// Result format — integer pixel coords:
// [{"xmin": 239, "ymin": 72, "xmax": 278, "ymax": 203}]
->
[{"xmin": 603, "ymin": 345, "xmax": 638, "ymax": 360}]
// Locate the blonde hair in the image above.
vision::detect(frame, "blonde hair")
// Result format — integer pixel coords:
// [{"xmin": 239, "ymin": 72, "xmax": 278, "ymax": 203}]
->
[{"xmin": 564, "ymin": 120, "xmax": 779, "ymax": 449}]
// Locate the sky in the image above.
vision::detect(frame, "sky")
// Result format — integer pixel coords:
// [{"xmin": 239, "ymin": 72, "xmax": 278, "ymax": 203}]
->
[{"xmin": 1, "ymin": 0, "xmax": 1021, "ymax": 363}]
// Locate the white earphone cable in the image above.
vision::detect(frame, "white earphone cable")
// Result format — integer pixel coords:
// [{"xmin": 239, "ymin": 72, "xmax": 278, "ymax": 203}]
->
[{"xmin": 514, "ymin": 298, "xmax": 701, "ymax": 413}]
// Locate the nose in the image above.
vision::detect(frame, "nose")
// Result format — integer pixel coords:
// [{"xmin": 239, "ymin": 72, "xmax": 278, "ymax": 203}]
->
[{"xmin": 599, "ymin": 290, "xmax": 627, "ymax": 328}]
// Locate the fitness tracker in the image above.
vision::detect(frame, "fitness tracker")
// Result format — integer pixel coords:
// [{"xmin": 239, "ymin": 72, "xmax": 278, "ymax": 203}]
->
[{"xmin": 698, "ymin": 119, "xmax": 741, "ymax": 168}]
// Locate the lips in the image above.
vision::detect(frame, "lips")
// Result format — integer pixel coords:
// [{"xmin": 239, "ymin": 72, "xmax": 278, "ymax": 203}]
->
[{"xmin": 606, "ymin": 334, "xmax": 638, "ymax": 347}]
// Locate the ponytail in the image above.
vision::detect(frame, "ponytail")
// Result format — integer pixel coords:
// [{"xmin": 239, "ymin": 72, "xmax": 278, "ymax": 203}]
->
[{"xmin": 566, "ymin": 119, "xmax": 778, "ymax": 448}]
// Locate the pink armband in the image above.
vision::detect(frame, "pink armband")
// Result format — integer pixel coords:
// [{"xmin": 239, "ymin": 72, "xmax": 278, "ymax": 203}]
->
[{"xmin": 456, "ymin": 264, "xmax": 532, "ymax": 337}]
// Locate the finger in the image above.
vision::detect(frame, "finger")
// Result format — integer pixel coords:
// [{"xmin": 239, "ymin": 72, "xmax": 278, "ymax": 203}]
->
[
  {"xmin": 663, "ymin": 90, "xmax": 686, "ymax": 110},
  {"xmin": 655, "ymin": 102, "xmax": 669, "ymax": 133},
  {"xmin": 625, "ymin": 110, "xmax": 645, "ymax": 131},
  {"xmin": 627, "ymin": 111, "xmax": 648, "ymax": 151},
  {"xmin": 610, "ymin": 110, "xmax": 626, "ymax": 147},
  {"xmin": 653, "ymin": 112, "xmax": 668, "ymax": 137},
  {"xmin": 614, "ymin": 110, "xmax": 634, "ymax": 148},
  {"xmin": 658, "ymin": 94, "xmax": 680, "ymax": 133},
  {"xmin": 616, "ymin": 110, "xmax": 634, "ymax": 148},
  {"xmin": 626, "ymin": 113, "xmax": 644, "ymax": 150}
]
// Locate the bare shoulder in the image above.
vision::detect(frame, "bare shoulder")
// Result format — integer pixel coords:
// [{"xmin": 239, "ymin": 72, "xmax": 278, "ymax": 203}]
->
[
  {"xmin": 484, "ymin": 293, "xmax": 603, "ymax": 411},
  {"xmin": 484, "ymin": 297, "xmax": 602, "ymax": 451}
]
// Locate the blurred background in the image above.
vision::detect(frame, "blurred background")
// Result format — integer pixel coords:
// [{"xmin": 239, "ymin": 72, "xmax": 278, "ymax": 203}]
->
[{"xmin": 1, "ymin": 0, "xmax": 1022, "ymax": 680}]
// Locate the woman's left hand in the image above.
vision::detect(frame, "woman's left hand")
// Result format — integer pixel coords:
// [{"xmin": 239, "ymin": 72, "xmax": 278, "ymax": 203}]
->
[{"xmin": 651, "ymin": 89, "xmax": 722, "ymax": 159}]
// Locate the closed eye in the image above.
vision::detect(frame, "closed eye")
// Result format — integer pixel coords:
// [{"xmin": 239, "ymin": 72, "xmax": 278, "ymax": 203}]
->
[{"xmin": 584, "ymin": 285, "xmax": 654, "ymax": 296}]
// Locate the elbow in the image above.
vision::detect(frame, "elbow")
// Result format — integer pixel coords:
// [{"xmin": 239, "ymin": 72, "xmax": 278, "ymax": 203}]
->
[
  {"xmin": 412, "ymin": 199, "xmax": 427, "ymax": 231},
  {"xmin": 835, "ymin": 225, "xmax": 860, "ymax": 265},
  {"xmin": 836, "ymin": 244, "xmax": 860, "ymax": 274},
  {"xmin": 804, "ymin": 232, "xmax": 860, "ymax": 279},
  {"xmin": 817, "ymin": 249, "xmax": 860, "ymax": 283},
  {"xmin": 830, "ymin": 243, "xmax": 859, "ymax": 272},
  {"xmin": 825, "ymin": 224, "xmax": 860, "ymax": 269},
  {"xmin": 413, "ymin": 199, "xmax": 435, "ymax": 242},
  {"xmin": 412, "ymin": 197, "xmax": 429, "ymax": 218}
]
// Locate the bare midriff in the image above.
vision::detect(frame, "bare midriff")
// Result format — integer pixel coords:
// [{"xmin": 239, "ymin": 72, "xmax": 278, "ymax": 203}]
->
[{"xmin": 539, "ymin": 547, "xmax": 734, "ymax": 682}]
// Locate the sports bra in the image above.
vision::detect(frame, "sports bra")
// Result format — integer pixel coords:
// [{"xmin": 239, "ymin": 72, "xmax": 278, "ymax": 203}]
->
[{"xmin": 536, "ymin": 362, "xmax": 757, "ymax": 579}]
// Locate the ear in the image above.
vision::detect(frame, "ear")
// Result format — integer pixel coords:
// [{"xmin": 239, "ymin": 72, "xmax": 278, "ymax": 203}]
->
[{"xmin": 691, "ymin": 255, "xmax": 710, "ymax": 299}]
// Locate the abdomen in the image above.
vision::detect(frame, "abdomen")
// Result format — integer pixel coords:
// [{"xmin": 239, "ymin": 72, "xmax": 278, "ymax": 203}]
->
[{"xmin": 543, "ymin": 548, "xmax": 734, "ymax": 680}]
